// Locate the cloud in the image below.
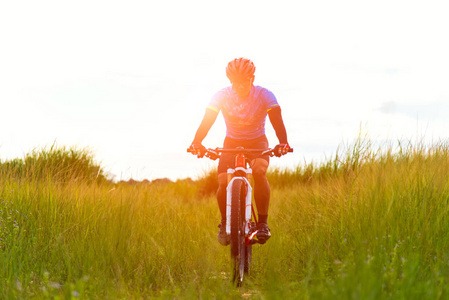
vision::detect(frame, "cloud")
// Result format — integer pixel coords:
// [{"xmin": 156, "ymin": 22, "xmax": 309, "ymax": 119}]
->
[
  {"xmin": 378, "ymin": 100, "xmax": 449, "ymax": 120},
  {"xmin": 378, "ymin": 101, "xmax": 398, "ymax": 114}
]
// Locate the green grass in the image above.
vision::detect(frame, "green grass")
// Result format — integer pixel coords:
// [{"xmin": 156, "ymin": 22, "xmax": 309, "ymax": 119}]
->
[{"xmin": 2, "ymin": 140, "xmax": 449, "ymax": 299}]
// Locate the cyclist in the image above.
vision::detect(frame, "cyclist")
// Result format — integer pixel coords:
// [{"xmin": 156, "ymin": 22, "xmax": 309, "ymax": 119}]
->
[{"xmin": 189, "ymin": 58, "xmax": 290, "ymax": 245}]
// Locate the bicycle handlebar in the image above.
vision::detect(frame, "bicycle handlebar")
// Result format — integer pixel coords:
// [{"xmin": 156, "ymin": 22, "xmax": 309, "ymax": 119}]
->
[{"xmin": 187, "ymin": 146, "xmax": 293, "ymax": 160}]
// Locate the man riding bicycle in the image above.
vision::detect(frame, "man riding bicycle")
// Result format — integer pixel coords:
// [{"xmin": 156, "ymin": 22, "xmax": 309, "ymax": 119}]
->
[{"xmin": 189, "ymin": 58, "xmax": 290, "ymax": 246}]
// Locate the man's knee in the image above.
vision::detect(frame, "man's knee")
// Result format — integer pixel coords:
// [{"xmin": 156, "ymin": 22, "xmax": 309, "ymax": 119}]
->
[
  {"xmin": 218, "ymin": 173, "xmax": 228, "ymax": 189},
  {"xmin": 253, "ymin": 167, "xmax": 267, "ymax": 177},
  {"xmin": 251, "ymin": 158, "xmax": 268, "ymax": 179}
]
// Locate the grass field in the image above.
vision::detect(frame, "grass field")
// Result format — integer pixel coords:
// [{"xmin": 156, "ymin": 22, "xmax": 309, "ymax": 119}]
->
[{"xmin": 2, "ymin": 139, "xmax": 449, "ymax": 299}]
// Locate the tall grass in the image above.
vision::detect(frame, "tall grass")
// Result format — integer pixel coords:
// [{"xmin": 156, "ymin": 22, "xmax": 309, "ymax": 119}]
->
[
  {"xmin": 1, "ymin": 141, "xmax": 449, "ymax": 298},
  {"xmin": 263, "ymin": 139, "xmax": 449, "ymax": 299},
  {"xmin": 0, "ymin": 145, "xmax": 106, "ymax": 185}
]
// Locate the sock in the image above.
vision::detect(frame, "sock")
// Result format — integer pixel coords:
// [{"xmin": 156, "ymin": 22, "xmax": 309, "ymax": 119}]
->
[{"xmin": 258, "ymin": 214, "xmax": 268, "ymax": 224}]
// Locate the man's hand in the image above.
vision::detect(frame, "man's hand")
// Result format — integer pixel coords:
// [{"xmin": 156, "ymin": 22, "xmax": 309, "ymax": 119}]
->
[
  {"xmin": 273, "ymin": 143, "xmax": 291, "ymax": 157},
  {"xmin": 188, "ymin": 143, "xmax": 207, "ymax": 158}
]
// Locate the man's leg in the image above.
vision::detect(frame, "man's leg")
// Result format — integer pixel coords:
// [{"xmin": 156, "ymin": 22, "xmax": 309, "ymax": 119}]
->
[
  {"xmin": 251, "ymin": 158, "xmax": 270, "ymax": 215},
  {"xmin": 216, "ymin": 172, "xmax": 229, "ymax": 246},
  {"xmin": 217, "ymin": 172, "xmax": 228, "ymax": 221},
  {"xmin": 251, "ymin": 158, "xmax": 271, "ymax": 243}
]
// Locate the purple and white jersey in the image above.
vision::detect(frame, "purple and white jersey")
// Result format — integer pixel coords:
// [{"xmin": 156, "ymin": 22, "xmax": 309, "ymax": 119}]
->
[{"xmin": 208, "ymin": 85, "xmax": 279, "ymax": 140}]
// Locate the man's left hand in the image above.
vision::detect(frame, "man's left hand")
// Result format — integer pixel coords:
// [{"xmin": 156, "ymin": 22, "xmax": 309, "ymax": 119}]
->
[{"xmin": 274, "ymin": 143, "xmax": 291, "ymax": 157}]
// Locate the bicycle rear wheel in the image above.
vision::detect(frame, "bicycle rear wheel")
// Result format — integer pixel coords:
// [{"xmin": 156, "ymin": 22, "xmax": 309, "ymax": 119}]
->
[{"xmin": 230, "ymin": 178, "xmax": 248, "ymax": 286}]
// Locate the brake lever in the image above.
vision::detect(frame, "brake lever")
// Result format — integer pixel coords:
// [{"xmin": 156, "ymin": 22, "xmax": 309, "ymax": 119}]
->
[
  {"xmin": 205, "ymin": 149, "xmax": 220, "ymax": 160},
  {"xmin": 262, "ymin": 149, "xmax": 275, "ymax": 157}
]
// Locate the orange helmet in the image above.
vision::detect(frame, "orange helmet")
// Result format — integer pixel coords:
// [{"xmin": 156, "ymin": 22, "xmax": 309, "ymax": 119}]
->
[{"xmin": 226, "ymin": 58, "xmax": 255, "ymax": 81}]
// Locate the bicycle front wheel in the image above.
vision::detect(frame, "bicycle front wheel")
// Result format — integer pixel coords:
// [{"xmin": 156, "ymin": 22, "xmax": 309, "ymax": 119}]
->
[{"xmin": 230, "ymin": 178, "xmax": 247, "ymax": 286}]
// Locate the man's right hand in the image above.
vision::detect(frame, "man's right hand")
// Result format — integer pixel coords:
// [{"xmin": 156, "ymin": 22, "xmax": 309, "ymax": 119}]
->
[{"xmin": 188, "ymin": 143, "xmax": 207, "ymax": 158}]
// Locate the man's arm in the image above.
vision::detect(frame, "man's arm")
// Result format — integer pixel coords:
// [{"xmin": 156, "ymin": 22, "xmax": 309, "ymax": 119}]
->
[
  {"xmin": 267, "ymin": 106, "xmax": 288, "ymax": 144},
  {"xmin": 192, "ymin": 108, "xmax": 219, "ymax": 144}
]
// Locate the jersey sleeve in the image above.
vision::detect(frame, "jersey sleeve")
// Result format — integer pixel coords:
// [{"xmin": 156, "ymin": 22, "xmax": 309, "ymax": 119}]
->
[
  {"xmin": 262, "ymin": 89, "xmax": 280, "ymax": 112},
  {"xmin": 207, "ymin": 89, "xmax": 226, "ymax": 113}
]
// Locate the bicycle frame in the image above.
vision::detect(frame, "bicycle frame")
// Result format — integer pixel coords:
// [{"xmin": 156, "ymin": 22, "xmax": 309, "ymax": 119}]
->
[{"xmin": 225, "ymin": 152, "xmax": 255, "ymax": 244}]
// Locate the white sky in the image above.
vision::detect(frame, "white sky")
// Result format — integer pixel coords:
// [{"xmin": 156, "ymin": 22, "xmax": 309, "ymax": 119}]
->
[{"xmin": 1, "ymin": 0, "xmax": 449, "ymax": 181}]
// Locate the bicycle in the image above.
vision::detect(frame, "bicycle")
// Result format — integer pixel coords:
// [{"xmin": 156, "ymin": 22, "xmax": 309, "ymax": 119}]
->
[{"xmin": 188, "ymin": 146, "xmax": 293, "ymax": 286}]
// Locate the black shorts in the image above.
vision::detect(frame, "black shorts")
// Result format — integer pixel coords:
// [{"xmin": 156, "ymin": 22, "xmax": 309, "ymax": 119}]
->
[{"xmin": 217, "ymin": 135, "xmax": 270, "ymax": 174}]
